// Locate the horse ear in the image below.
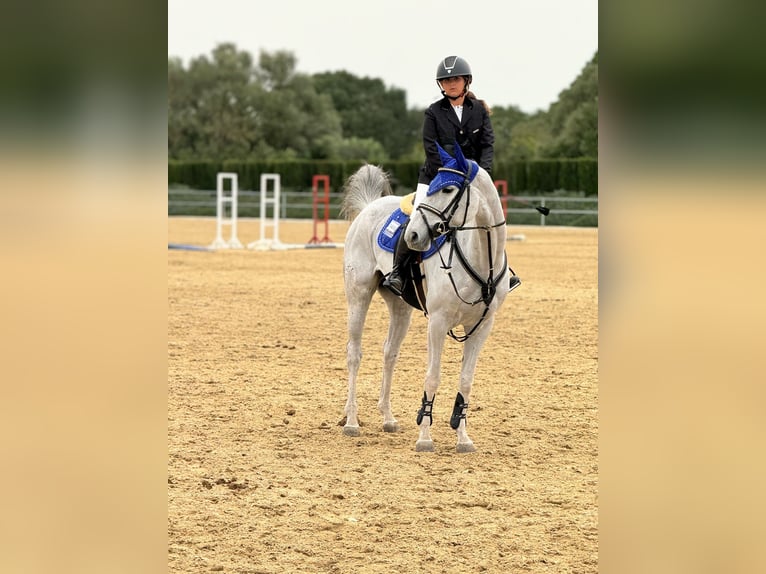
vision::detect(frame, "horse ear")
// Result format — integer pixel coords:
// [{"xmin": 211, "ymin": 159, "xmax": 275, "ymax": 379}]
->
[
  {"xmin": 453, "ymin": 141, "xmax": 469, "ymax": 172},
  {"xmin": 436, "ymin": 142, "xmax": 453, "ymax": 166}
]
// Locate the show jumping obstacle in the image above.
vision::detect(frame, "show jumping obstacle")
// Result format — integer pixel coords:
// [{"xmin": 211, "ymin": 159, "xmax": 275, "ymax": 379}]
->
[
  {"xmin": 209, "ymin": 173, "xmax": 244, "ymax": 249},
  {"xmin": 207, "ymin": 172, "xmax": 343, "ymax": 250}
]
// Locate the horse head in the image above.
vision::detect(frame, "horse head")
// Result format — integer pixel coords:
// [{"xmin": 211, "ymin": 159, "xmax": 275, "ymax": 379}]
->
[{"xmin": 405, "ymin": 142, "xmax": 481, "ymax": 251}]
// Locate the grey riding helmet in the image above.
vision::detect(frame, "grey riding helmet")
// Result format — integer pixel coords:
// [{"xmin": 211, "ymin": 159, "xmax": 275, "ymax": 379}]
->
[{"xmin": 435, "ymin": 56, "xmax": 472, "ymax": 84}]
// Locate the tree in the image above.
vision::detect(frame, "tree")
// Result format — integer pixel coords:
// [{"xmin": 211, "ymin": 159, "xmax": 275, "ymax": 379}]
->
[
  {"xmin": 490, "ymin": 51, "xmax": 598, "ymax": 162},
  {"xmin": 491, "ymin": 104, "xmax": 533, "ymax": 162},
  {"xmin": 255, "ymin": 54, "xmax": 343, "ymax": 159},
  {"xmin": 550, "ymin": 100, "xmax": 598, "ymax": 157},
  {"xmin": 168, "ymin": 44, "xmax": 597, "ymax": 163},
  {"xmin": 313, "ymin": 71, "xmax": 420, "ymax": 159},
  {"xmin": 168, "ymin": 43, "xmax": 264, "ymax": 160},
  {"xmin": 543, "ymin": 52, "xmax": 598, "ymax": 158},
  {"xmin": 168, "ymin": 44, "xmax": 343, "ymax": 161},
  {"xmin": 314, "ymin": 134, "xmax": 388, "ymax": 163},
  {"xmin": 509, "ymin": 112, "xmax": 554, "ymax": 161},
  {"xmin": 168, "ymin": 56, "xmax": 197, "ymax": 159}
]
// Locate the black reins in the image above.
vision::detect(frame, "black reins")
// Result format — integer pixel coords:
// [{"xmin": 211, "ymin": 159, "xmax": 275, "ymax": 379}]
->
[{"xmin": 414, "ymin": 167, "xmax": 509, "ymax": 342}]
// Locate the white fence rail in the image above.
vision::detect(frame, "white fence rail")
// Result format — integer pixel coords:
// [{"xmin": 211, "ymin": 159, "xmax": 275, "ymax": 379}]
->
[{"xmin": 168, "ymin": 188, "xmax": 598, "ymax": 227}]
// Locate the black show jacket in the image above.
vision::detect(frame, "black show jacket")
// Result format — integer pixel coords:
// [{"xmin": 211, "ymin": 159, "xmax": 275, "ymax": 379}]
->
[{"xmin": 418, "ymin": 95, "xmax": 495, "ymax": 184}]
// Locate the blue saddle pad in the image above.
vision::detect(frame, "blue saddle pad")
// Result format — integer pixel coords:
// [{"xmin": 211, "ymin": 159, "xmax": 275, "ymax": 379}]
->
[{"xmin": 377, "ymin": 209, "xmax": 446, "ymax": 259}]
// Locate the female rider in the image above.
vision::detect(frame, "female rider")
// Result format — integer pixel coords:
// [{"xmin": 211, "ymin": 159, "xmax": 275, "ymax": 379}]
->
[{"xmin": 383, "ymin": 55, "xmax": 497, "ymax": 295}]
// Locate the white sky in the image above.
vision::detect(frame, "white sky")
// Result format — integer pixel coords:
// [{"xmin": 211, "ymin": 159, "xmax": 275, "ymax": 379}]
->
[{"xmin": 168, "ymin": 0, "xmax": 598, "ymax": 113}]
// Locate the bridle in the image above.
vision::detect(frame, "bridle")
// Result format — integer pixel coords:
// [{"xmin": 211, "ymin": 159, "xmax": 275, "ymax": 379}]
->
[{"xmin": 414, "ymin": 166, "xmax": 509, "ymax": 342}]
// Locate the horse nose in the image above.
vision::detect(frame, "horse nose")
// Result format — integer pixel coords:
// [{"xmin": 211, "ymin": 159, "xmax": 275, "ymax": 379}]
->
[
  {"xmin": 404, "ymin": 229, "xmax": 420, "ymax": 249},
  {"xmin": 405, "ymin": 227, "xmax": 427, "ymax": 251}
]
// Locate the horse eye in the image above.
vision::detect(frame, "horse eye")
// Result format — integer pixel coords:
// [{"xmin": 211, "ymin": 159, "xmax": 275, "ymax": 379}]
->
[{"xmin": 442, "ymin": 185, "xmax": 458, "ymax": 194}]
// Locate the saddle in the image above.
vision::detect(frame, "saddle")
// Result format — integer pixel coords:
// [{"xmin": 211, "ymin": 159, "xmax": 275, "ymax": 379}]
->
[
  {"xmin": 376, "ymin": 193, "xmax": 446, "ymax": 312},
  {"xmin": 377, "ymin": 194, "xmax": 447, "ymax": 257}
]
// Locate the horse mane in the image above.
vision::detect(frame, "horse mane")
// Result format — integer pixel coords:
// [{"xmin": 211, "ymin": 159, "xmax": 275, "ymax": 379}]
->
[{"xmin": 340, "ymin": 164, "xmax": 392, "ymax": 221}]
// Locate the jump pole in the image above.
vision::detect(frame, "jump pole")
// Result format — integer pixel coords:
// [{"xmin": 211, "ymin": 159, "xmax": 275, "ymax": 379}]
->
[
  {"xmin": 248, "ymin": 173, "xmax": 284, "ymax": 250},
  {"xmin": 210, "ymin": 172, "xmax": 243, "ymax": 249}
]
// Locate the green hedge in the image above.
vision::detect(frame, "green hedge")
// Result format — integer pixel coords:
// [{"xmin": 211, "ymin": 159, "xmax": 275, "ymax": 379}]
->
[{"xmin": 169, "ymin": 158, "xmax": 597, "ymax": 195}]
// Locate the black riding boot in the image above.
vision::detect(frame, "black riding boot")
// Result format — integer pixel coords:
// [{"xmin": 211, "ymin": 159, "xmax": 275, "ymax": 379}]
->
[{"xmin": 382, "ymin": 224, "xmax": 412, "ymax": 296}]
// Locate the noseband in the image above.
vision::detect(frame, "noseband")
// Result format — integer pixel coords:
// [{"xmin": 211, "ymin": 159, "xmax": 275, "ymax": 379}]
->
[{"xmin": 414, "ymin": 166, "xmax": 509, "ymax": 342}]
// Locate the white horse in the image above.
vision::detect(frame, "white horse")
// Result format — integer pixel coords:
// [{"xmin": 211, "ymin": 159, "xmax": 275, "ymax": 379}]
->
[{"xmin": 340, "ymin": 143, "xmax": 514, "ymax": 452}]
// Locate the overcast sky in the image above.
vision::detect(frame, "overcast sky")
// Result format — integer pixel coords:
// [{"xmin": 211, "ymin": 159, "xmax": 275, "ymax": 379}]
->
[{"xmin": 168, "ymin": 0, "xmax": 598, "ymax": 113}]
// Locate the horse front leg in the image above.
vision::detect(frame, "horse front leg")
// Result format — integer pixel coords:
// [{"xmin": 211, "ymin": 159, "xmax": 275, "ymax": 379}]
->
[
  {"xmin": 415, "ymin": 317, "xmax": 448, "ymax": 452},
  {"xmin": 451, "ymin": 315, "xmax": 496, "ymax": 453},
  {"xmin": 379, "ymin": 292, "xmax": 412, "ymax": 432},
  {"xmin": 343, "ymin": 283, "xmax": 375, "ymax": 437}
]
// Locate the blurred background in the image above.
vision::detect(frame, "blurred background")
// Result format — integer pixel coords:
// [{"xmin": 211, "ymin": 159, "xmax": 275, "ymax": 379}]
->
[
  {"xmin": 600, "ymin": 2, "xmax": 766, "ymax": 572},
  {"xmin": 1, "ymin": 0, "xmax": 765, "ymax": 572},
  {"xmin": 0, "ymin": 0, "xmax": 167, "ymax": 572}
]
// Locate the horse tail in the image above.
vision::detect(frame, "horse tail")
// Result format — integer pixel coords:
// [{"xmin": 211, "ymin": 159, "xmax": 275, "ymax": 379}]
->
[{"xmin": 340, "ymin": 164, "xmax": 392, "ymax": 221}]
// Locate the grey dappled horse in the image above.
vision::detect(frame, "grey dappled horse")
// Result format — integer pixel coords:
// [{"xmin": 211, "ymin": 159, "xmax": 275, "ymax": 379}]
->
[{"xmin": 340, "ymin": 143, "xmax": 513, "ymax": 452}]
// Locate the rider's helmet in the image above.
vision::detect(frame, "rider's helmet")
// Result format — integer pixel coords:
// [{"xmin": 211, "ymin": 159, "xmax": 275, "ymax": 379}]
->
[{"xmin": 435, "ymin": 56, "xmax": 472, "ymax": 84}]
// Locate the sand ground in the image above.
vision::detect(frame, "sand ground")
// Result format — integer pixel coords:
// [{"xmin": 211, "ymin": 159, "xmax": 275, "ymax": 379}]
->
[{"xmin": 168, "ymin": 217, "xmax": 598, "ymax": 573}]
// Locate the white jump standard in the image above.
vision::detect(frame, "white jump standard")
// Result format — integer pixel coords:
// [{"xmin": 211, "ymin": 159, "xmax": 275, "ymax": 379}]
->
[
  {"xmin": 209, "ymin": 173, "xmax": 243, "ymax": 249},
  {"xmin": 248, "ymin": 173, "xmax": 284, "ymax": 251}
]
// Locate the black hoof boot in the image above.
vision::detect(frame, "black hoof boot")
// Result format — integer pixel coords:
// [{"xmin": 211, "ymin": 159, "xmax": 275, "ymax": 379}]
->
[
  {"xmin": 450, "ymin": 392, "xmax": 469, "ymax": 430},
  {"xmin": 416, "ymin": 391, "xmax": 434, "ymax": 426}
]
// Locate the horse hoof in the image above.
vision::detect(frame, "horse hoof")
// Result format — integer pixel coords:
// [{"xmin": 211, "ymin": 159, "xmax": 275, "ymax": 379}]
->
[
  {"xmin": 383, "ymin": 422, "xmax": 399, "ymax": 433},
  {"xmin": 456, "ymin": 442, "xmax": 476, "ymax": 453},
  {"xmin": 415, "ymin": 440, "xmax": 434, "ymax": 452},
  {"xmin": 342, "ymin": 425, "xmax": 361, "ymax": 437}
]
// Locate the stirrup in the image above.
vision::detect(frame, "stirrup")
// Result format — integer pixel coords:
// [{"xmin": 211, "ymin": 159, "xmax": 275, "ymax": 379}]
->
[
  {"xmin": 509, "ymin": 275, "xmax": 521, "ymax": 292},
  {"xmin": 383, "ymin": 272, "xmax": 404, "ymax": 296}
]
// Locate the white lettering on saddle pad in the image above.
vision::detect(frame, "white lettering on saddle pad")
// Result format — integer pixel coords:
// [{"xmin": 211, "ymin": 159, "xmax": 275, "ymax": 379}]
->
[{"xmin": 382, "ymin": 219, "xmax": 401, "ymax": 238}]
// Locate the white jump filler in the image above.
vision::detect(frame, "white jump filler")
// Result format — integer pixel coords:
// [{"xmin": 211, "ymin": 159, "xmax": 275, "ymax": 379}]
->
[{"xmin": 209, "ymin": 172, "xmax": 243, "ymax": 249}]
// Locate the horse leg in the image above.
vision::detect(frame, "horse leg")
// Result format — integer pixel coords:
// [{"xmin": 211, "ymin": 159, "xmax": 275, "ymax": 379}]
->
[
  {"xmin": 452, "ymin": 315, "xmax": 496, "ymax": 453},
  {"xmin": 343, "ymin": 281, "xmax": 375, "ymax": 437},
  {"xmin": 379, "ymin": 291, "xmax": 412, "ymax": 432},
  {"xmin": 415, "ymin": 316, "xmax": 449, "ymax": 452}
]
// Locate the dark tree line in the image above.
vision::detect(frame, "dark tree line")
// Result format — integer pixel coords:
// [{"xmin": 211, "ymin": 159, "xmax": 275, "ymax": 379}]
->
[{"xmin": 169, "ymin": 44, "xmax": 597, "ymax": 163}]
